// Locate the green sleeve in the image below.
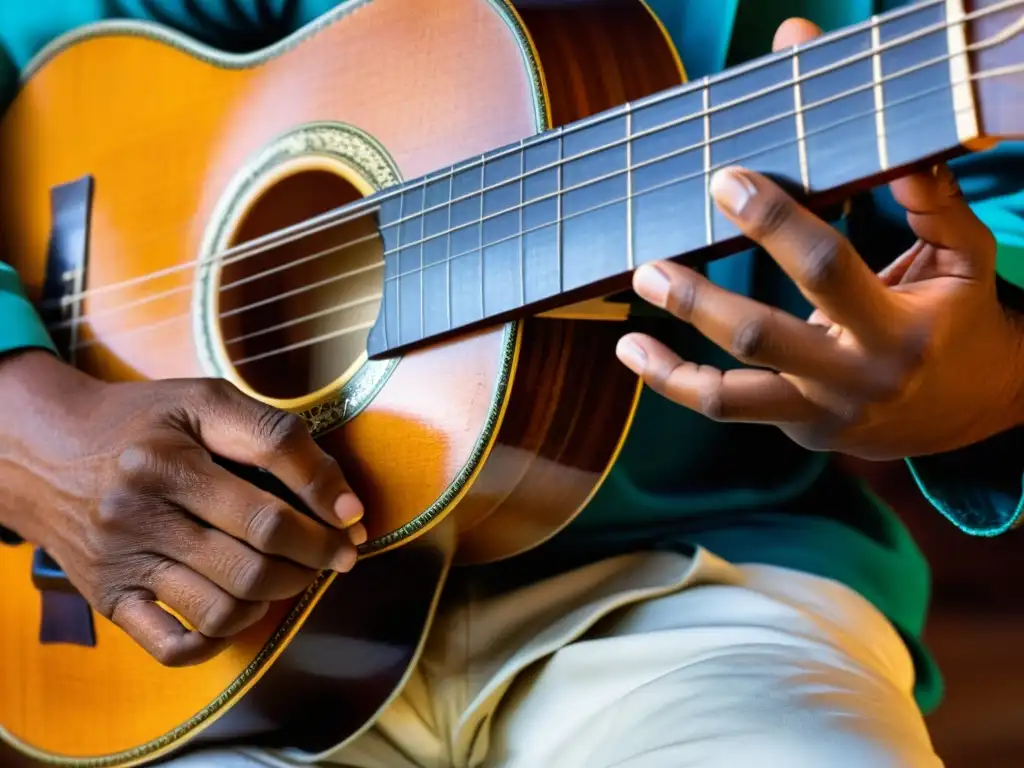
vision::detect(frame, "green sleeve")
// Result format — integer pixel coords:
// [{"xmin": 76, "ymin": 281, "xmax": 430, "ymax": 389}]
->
[
  {"xmin": 902, "ymin": 143, "xmax": 1024, "ymax": 536},
  {"xmin": 0, "ymin": 42, "xmax": 56, "ymax": 358},
  {"xmin": 0, "ymin": 262, "xmax": 57, "ymax": 358},
  {"xmin": 905, "ymin": 427, "xmax": 1024, "ymax": 537}
]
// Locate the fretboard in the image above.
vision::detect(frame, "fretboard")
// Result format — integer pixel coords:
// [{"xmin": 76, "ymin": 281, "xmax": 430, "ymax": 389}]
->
[{"xmin": 367, "ymin": 0, "xmax": 976, "ymax": 359}]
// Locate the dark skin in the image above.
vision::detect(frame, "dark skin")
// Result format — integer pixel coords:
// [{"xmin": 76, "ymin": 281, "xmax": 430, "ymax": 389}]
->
[
  {"xmin": 0, "ymin": 349, "xmax": 366, "ymax": 668},
  {"xmin": 617, "ymin": 19, "xmax": 1024, "ymax": 460},
  {"xmin": 2, "ymin": 18, "xmax": 1022, "ymax": 671}
]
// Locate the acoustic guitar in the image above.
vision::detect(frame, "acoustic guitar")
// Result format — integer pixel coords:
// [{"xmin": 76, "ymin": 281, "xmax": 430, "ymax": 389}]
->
[{"xmin": 0, "ymin": 0, "xmax": 1021, "ymax": 764}]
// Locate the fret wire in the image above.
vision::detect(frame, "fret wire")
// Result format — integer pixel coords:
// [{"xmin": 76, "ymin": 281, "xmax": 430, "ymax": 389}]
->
[
  {"xmin": 50, "ymin": 0, "xmax": 1009, "ymax": 316},
  {"xmin": 53, "ymin": 0, "xmax": 1015, "ymax": 327},
  {"xmin": 372, "ymin": 0, "xmax": 947, "ymax": 215},
  {"xmin": 200, "ymin": 63, "xmax": 1024, "ymax": 365},
  {"xmin": 556, "ymin": 128, "xmax": 564, "ymax": 295},
  {"xmin": 477, "ymin": 156, "xmax": 485, "ymax": 320},
  {"xmin": 384, "ymin": 42, "xmax": 969, "ymax": 260},
  {"xmin": 419, "ymin": 233, "xmax": 425, "ymax": 339},
  {"xmin": 702, "ymin": 77, "xmax": 712, "ymax": 246},
  {"xmin": 395, "ymin": 189, "xmax": 403, "ymax": 344},
  {"xmin": 446, "ymin": 167, "xmax": 453, "ymax": 331},
  {"xmin": 946, "ymin": 0, "xmax": 980, "ymax": 143},
  {"xmin": 379, "ymin": 0, "xmax": 1005, "ymax": 235},
  {"xmin": 63, "ymin": 53, "xmax": 1022, "ymax": 354},
  {"xmin": 518, "ymin": 143, "xmax": 526, "ymax": 306},
  {"xmin": 793, "ymin": 47, "xmax": 810, "ymax": 192},
  {"xmin": 384, "ymin": 67, "xmax": 991, "ymax": 283},
  {"xmin": 871, "ymin": 15, "xmax": 890, "ymax": 171},
  {"xmin": 625, "ymin": 102, "xmax": 634, "ymax": 270}
]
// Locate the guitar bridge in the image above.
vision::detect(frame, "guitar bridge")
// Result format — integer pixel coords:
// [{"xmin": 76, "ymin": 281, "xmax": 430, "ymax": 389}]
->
[{"xmin": 22, "ymin": 174, "xmax": 98, "ymax": 648}]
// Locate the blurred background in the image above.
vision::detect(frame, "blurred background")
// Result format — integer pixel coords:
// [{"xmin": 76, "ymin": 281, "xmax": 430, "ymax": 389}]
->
[{"xmin": 847, "ymin": 457, "xmax": 1024, "ymax": 768}]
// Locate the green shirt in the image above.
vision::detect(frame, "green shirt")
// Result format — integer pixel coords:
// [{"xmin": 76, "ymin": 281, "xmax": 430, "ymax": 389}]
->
[{"xmin": 3, "ymin": 0, "xmax": 1024, "ymax": 717}]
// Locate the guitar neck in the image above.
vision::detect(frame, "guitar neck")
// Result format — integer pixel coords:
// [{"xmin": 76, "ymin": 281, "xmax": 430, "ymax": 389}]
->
[{"xmin": 366, "ymin": 0, "xmax": 991, "ymax": 359}]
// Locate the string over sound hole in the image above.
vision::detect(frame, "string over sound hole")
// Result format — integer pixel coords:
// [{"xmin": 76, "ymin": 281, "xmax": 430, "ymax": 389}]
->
[{"xmin": 217, "ymin": 169, "xmax": 384, "ymax": 401}]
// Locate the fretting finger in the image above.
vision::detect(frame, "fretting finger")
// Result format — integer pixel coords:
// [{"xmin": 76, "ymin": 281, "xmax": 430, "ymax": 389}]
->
[
  {"xmin": 616, "ymin": 332, "xmax": 827, "ymax": 424},
  {"xmin": 632, "ymin": 262, "xmax": 894, "ymax": 397},
  {"xmin": 709, "ymin": 167, "xmax": 899, "ymax": 348}
]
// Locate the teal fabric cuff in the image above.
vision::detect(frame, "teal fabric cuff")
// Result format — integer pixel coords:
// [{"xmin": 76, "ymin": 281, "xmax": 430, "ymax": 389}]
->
[
  {"xmin": 905, "ymin": 428, "xmax": 1024, "ymax": 537},
  {"xmin": 0, "ymin": 264, "xmax": 57, "ymax": 357}
]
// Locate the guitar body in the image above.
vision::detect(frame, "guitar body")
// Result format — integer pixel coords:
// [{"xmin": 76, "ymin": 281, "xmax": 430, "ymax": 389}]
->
[{"xmin": 0, "ymin": 0, "xmax": 683, "ymax": 764}]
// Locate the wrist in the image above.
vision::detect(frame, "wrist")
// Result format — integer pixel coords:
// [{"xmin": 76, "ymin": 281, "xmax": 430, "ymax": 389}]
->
[
  {"xmin": 0, "ymin": 348, "xmax": 94, "ymax": 402},
  {"xmin": 0, "ymin": 346, "xmax": 61, "ymax": 383},
  {"xmin": 0, "ymin": 349, "xmax": 91, "ymax": 543}
]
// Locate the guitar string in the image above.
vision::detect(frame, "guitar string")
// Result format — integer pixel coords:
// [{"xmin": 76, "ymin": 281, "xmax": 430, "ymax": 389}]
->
[
  {"xmin": 59, "ymin": 47, "xmax": 970, "ymax": 346},
  {"xmin": 52, "ymin": 6, "xmax": 1024, "ymax": 339},
  {"xmin": 380, "ymin": 36, "xmax": 1016, "ymax": 262},
  {"xmin": 47, "ymin": 0, "xmax": 1017, "ymax": 312},
  {"xmin": 368, "ymin": 0, "xmax": 1024, "ymax": 241},
  {"xmin": 44, "ymin": 0, "xmax": 950, "ymax": 310},
  {"xmin": 70, "ymin": 61, "xmax": 1024, "ymax": 362},
  {"xmin": 229, "ymin": 63, "xmax": 1024, "ymax": 368}
]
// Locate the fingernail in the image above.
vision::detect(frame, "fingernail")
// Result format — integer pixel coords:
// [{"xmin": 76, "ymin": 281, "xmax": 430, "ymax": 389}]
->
[
  {"xmin": 616, "ymin": 338, "xmax": 647, "ymax": 375},
  {"xmin": 333, "ymin": 493, "xmax": 364, "ymax": 527},
  {"xmin": 347, "ymin": 522, "xmax": 368, "ymax": 547},
  {"xmin": 710, "ymin": 169, "xmax": 757, "ymax": 216},
  {"xmin": 332, "ymin": 548, "xmax": 357, "ymax": 573},
  {"xmin": 633, "ymin": 264, "xmax": 670, "ymax": 307}
]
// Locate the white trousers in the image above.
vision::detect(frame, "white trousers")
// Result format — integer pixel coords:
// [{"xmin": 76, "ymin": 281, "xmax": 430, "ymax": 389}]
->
[{"xmin": 168, "ymin": 544, "xmax": 943, "ymax": 767}]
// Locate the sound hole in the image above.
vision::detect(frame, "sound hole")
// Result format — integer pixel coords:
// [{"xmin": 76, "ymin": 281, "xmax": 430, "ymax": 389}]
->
[{"xmin": 218, "ymin": 168, "xmax": 383, "ymax": 401}]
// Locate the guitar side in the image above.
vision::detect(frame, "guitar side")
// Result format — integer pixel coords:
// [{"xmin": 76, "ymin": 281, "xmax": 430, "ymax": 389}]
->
[{"xmin": 0, "ymin": 0, "xmax": 681, "ymax": 765}]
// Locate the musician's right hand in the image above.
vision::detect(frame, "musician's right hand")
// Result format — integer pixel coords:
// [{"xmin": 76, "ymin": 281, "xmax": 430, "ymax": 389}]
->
[{"xmin": 0, "ymin": 349, "xmax": 365, "ymax": 667}]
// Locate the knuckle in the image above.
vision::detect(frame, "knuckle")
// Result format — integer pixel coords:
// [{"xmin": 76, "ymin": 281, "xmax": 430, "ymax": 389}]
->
[
  {"xmin": 151, "ymin": 639, "xmax": 189, "ymax": 668},
  {"xmin": 229, "ymin": 554, "xmax": 273, "ymax": 600},
  {"xmin": 319, "ymin": 533, "xmax": 350, "ymax": 569},
  {"xmin": 644, "ymin": 356, "xmax": 675, "ymax": 396},
  {"xmin": 95, "ymin": 586, "xmax": 130, "ymax": 621},
  {"xmin": 190, "ymin": 377, "xmax": 236, "ymax": 406},
  {"xmin": 95, "ymin": 485, "xmax": 144, "ymax": 532},
  {"xmin": 116, "ymin": 443, "xmax": 161, "ymax": 477},
  {"xmin": 254, "ymin": 408, "xmax": 308, "ymax": 456},
  {"xmin": 116, "ymin": 442, "xmax": 202, "ymax": 494},
  {"xmin": 193, "ymin": 592, "xmax": 241, "ymax": 638},
  {"xmin": 798, "ymin": 235, "xmax": 846, "ymax": 293},
  {"xmin": 665, "ymin": 274, "xmax": 698, "ymax": 320},
  {"xmin": 749, "ymin": 194, "xmax": 794, "ymax": 241},
  {"xmin": 730, "ymin": 316, "xmax": 769, "ymax": 362},
  {"xmin": 245, "ymin": 502, "xmax": 289, "ymax": 552},
  {"xmin": 696, "ymin": 380, "xmax": 726, "ymax": 421}
]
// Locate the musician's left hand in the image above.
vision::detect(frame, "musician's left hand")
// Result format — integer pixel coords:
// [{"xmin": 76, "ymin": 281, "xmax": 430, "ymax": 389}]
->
[{"xmin": 615, "ymin": 161, "xmax": 1024, "ymax": 461}]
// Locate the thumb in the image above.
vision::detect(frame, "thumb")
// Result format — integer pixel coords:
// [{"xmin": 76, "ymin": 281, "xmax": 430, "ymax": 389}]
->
[
  {"xmin": 182, "ymin": 379, "xmax": 364, "ymax": 529},
  {"xmin": 890, "ymin": 165, "xmax": 997, "ymax": 278}
]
